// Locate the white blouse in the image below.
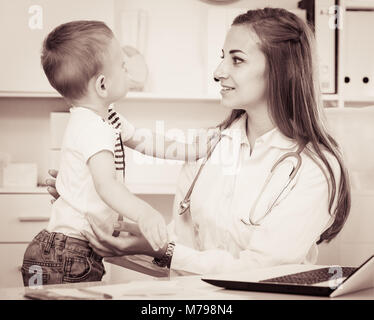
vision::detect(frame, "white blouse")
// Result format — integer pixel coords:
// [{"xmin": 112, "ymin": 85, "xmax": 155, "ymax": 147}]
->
[{"xmin": 168, "ymin": 114, "xmax": 340, "ymax": 275}]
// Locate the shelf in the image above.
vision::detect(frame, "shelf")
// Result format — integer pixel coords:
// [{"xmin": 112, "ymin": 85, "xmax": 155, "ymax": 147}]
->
[
  {"xmin": 0, "ymin": 90, "xmax": 343, "ymax": 103},
  {"xmin": 322, "ymin": 94, "xmax": 339, "ymax": 101},
  {"xmin": 0, "ymin": 186, "xmax": 48, "ymax": 194},
  {"xmin": 0, "ymin": 184, "xmax": 176, "ymax": 195},
  {"xmin": 343, "ymin": 95, "xmax": 374, "ymax": 103},
  {"xmin": 0, "ymin": 91, "xmax": 60, "ymax": 98},
  {"xmin": 125, "ymin": 92, "xmax": 221, "ymax": 101},
  {"xmin": 351, "ymin": 189, "xmax": 374, "ymax": 197},
  {"xmin": 344, "ymin": 0, "xmax": 374, "ymax": 10},
  {"xmin": 0, "ymin": 90, "xmax": 221, "ymax": 101}
]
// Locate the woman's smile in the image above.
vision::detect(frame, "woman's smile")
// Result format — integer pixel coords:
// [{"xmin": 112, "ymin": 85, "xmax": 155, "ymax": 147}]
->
[{"xmin": 220, "ymin": 84, "xmax": 235, "ymax": 94}]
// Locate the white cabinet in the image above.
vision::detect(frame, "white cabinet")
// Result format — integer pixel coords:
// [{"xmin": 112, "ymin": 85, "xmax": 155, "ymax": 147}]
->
[
  {"xmin": 0, "ymin": 0, "xmax": 341, "ymax": 102},
  {"xmin": 0, "ymin": 0, "xmax": 114, "ymax": 95},
  {"xmin": 0, "ymin": 190, "xmax": 115, "ymax": 288},
  {"xmin": 0, "ymin": 193, "xmax": 51, "ymax": 242},
  {"xmin": 0, "ymin": 190, "xmax": 164, "ymax": 287},
  {"xmin": 334, "ymin": 0, "xmax": 374, "ymax": 107},
  {"xmin": 0, "ymin": 243, "xmax": 29, "ymax": 288},
  {"xmin": 314, "ymin": 0, "xmax": 336, "ymax": 94},
  {"xmin": 0, "ymin": 191, "xmax": 51, "ymax": 288}
]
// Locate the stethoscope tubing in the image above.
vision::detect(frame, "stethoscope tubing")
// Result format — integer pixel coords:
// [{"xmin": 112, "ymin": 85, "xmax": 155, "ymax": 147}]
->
[
  {"xmin": 179, "ymin": 143, "xmax": 305, "ymax": 227},
  {"xmin": 241, "ymin": 148, "xmax": 303, "ymax": 226}
]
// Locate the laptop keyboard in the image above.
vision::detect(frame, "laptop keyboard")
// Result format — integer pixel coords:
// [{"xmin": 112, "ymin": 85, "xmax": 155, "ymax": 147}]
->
[{"xmin": 259, "ymin": 267, "xmax": 357, "ymax": 285}]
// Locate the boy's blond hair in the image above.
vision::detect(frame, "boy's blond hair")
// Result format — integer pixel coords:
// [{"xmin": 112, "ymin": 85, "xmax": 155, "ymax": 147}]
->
[{"xmin": 41, "ymin": 20, "xmax": 114, "ymax": 101}]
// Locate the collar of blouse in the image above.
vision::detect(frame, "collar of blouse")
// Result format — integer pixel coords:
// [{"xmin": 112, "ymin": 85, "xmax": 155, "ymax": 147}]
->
[{"xmin": 220, "ymin": 113, "xmax": 297, "ymax": 152}]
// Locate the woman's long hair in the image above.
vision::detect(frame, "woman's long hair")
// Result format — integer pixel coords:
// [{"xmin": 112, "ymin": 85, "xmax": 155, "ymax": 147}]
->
[{"xmin": 218, "ymin": 8, "xmax": 350, "ymax": 244}]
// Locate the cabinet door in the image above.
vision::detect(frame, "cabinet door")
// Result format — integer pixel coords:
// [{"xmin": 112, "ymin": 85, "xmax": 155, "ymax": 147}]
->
[
  {"xmin": 0, "ymin": 193, "xmax": 51, "ymax": 242},
  {"xmin": 0, "ymin": 243, "xmax": 29, "ymax": 288},
  {"xmin": 0, "ymin": 0, "xmax": 114, "ymax": 94}
]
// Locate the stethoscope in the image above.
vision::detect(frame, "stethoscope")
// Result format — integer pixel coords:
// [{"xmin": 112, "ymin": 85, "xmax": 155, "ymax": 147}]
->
[
  {"xmin": 178, "ymin": 136, "xmax": 304, "ymax": 227},
  {"xmin": 240, "ymin": 146, "xmax": 304, "ymax": 226}
]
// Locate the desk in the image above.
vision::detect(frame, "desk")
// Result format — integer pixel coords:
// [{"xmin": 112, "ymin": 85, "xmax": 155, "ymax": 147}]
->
[{"xmin": 0, "ymin": 275, "xmax": 373, "ymax": 300}]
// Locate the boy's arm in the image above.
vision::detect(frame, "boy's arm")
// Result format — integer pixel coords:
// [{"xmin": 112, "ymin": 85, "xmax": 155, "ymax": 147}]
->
[
  {"xmin": 115, "ymin": 109, "xmax": 217, "ymax": 161},
  {"xmin": 124, "ymin": 128, "xmax": 219, "ymax": 162},
  {"xmin": 87, "ymin": 150, "xmax": 167, "ymax": 249}
]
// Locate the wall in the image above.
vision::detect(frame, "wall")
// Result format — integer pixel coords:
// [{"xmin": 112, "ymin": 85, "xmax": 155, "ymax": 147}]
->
[
  {"xmin": 113, "ymin": 0, "xmax": 300, "ymax": 96},
  {"xmin": 0, "ymin": 97, "xmax": 67, "ymax": 184},
  {"xmin": 0, "ymin": 97, "xmax": 229, "ymax": 185},
  {"xmin": 2, "ymin": 0, "xmax": 371, "ymax": 268},
  {"xmin": 0, "ymin": 0, "xmax": 301, "ymax": 184}
]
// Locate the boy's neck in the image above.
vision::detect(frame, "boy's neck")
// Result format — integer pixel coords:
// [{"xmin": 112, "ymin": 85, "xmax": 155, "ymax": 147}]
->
[{"xmin": 72, "ymin": 96, "xmax": 110, "ymax": 119}]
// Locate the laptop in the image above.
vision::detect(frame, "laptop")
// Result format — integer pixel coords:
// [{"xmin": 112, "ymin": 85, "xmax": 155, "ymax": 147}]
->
[{"xmin": 202, "ymin": 255, "xmax": 374, "ymax": 297}]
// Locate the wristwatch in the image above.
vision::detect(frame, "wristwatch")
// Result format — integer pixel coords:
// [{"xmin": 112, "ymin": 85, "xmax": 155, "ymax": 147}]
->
[{"xmin": 152, "ymin": 241, "xmax": 175, "ymax": 268}]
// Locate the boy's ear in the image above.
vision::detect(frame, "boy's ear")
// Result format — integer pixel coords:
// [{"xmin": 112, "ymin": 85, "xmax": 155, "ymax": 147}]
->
[{"xmin": 95, "ymin": 74, "xmax": 108, "ymax": 98}]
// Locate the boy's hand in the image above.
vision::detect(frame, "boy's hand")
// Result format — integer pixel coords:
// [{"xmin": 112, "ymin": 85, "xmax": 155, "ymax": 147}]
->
[
  {"xmin": 137, "ymin": 212, "xmax": 168, "ymax": 251},
  {"xmin": 46, "ymin": 169, "xmax": 60, "ymax": 204}
]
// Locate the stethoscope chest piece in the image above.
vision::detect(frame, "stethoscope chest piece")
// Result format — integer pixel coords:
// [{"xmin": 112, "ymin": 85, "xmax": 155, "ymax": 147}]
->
[{"xmin": 179, "ymin": 199, "xmax": 191, "ymax": 215}]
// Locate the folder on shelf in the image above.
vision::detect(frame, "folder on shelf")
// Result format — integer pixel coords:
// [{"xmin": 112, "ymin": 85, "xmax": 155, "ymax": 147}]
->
[{"xmin": 342, "ymin": 10, "xmax": 374, "ymax": 100}]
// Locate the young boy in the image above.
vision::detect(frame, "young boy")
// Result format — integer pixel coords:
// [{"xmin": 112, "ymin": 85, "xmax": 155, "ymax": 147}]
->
[{"xmin": 21, "ymin": 20, "xmax": 213, "ymax": 286}]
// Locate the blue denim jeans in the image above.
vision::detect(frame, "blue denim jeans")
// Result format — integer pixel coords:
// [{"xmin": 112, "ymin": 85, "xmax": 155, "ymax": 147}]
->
[{"xmin": 21, "ymin": 230, "xmax": 105, "ymax": 287}]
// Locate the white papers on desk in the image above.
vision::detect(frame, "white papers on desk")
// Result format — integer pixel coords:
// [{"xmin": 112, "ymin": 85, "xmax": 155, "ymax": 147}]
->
[
  {"xmin": 30, "ymin": 265, "xmax": 327, "ymax": 300},
  {"xmin": 83, "ymin": 276, "xmax": 243, "ymax": 300},
  {"xmin": 38, "ymin": 276, "xmax": 244, "ymax": 300},
  {"xmin": 72, "ymin": 264, "xmax": 324, "ymax": 299}
]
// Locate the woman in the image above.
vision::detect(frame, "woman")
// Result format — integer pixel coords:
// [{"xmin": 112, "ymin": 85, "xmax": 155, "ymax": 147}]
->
[{"xmin": 48, "ymin": 8, "xmax": 350, "ymax": 275}]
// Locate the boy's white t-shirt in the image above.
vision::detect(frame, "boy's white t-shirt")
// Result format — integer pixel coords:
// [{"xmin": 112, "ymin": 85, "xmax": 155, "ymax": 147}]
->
[{"xmin": 47, "ymin": 106, "xmax": 135, "ymax": 240}]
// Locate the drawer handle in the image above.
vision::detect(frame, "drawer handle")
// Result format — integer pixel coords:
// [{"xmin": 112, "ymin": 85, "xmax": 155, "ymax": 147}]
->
[{"xmin": 18, "ymin": 216, "xmax": 50, "ymax": 222}]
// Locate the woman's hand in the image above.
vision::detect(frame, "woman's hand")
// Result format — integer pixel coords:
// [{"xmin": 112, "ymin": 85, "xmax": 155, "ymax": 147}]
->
[
  {"xmin": 137, "ymin": 212, "xmax": 168, "ymax": 251},
  {"xmin": 46, "ymin": 169, "xmax": 60, "ymax": 204},
  {"xmin": 82, "ymin": 217, "xmax": 167, "ymax": 259}
]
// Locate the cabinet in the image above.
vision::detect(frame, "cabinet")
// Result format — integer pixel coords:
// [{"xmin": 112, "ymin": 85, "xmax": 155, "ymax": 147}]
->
[
  {"xmin": 0, "ymin": 189, "xmax": 115, "ymax": 288},
  {"xmin": 338, "ymin": 0, "xmax": 374, "ymax": 105},
  {"xmin": 2, "ymin": 0, "xmax": 370, "ymax": 105},
  {"xmin": 334, "ymin": 0, "xmax": 374, "ymax": 107},
  {"xmin": 0, "ymin": 188, "xmax": 173, "ymax": 288},
  {"xmin": 0, "ymin": 191, "xmax": 51, "ymax": 287},
  {"xmin": 0, "ymin": 244, "xmax": 29, "ymax": 288},
  {"xmin": 0, "ymin": 0, "xmax": 114, "ymax": 96},
  {"xmin": 0, "ymin": 0, "xmax": 308, "ymax": 101}
]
